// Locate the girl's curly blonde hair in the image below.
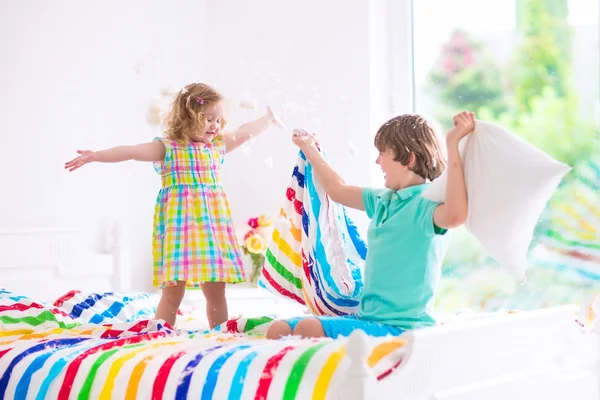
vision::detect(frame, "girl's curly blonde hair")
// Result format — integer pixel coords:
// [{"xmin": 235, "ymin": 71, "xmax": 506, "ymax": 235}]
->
[{"xmin": 165, "ymin": 83, "xmax": 227, "ymax": 142}]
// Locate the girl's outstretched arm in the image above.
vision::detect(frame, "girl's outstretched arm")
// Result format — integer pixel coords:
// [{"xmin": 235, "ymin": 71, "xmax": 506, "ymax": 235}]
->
[
  {"xmin": 65, "ymin": 140, "xmax": 166, "ymax": 172},
  {"xmin": 223, "ymin": 106, "xmax": 284, "ymax": 153}
]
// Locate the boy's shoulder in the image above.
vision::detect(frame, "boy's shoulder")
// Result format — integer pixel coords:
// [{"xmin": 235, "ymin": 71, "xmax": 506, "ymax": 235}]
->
[
  {"xmin": 363, "ymin": 184, "xmax": 441, "ymax": 222},
  {"xmin": 362, "ymin": 187, "xmax": 387, "ymax": 201},
  {"xmin": 364, "ymin": 184, "xmax": 438, "ymax": 205}
]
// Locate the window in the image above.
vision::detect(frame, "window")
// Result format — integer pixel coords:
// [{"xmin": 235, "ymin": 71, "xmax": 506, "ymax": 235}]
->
[{"xmin": 412, "ymin": 0, "xmax": 600, "ymax": 312}]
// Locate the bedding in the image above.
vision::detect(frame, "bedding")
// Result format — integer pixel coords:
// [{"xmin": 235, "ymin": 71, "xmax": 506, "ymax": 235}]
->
[
  {"xmin": 2, "ymin": 282, "xmax": 591, "ymax": 399},
  {"xmin": 53, "ymin": 290, "xmax": 215, "ymax": 332},
  {"xmin": 260, "ymin": 150, "xmax": 367, "ymax": 316},
  {"xmin": 0, "ymin": 288, "xmax": 406, "ymax": 399}
]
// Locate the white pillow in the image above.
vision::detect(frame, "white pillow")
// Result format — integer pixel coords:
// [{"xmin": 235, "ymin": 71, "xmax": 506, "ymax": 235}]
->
[{"xmin": 422, "ymin": 120, "xmax": 571, "ymax": 283}]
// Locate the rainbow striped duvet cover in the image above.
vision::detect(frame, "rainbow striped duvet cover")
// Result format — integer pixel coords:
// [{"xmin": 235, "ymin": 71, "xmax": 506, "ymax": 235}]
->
[{"xmin": 0, "ymin": 289, "xmax": 406, "ymax": 399}]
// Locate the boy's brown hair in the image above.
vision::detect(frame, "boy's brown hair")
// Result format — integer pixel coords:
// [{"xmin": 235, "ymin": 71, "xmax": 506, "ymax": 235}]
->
[
  {"xmin": 374, "ymin": 114, "xmax": 446, "ymax": 181},
  {"xmin": 165, "ymin": 83, "xmax": 227, "ymax": 142}
]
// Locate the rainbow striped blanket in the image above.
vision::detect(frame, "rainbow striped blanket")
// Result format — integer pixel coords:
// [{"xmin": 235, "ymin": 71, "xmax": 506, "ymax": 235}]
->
[
  {"xmin": 260, "ymin": 150, "xmax": 368, "ymax": 316},
  {"xmin": 533, "ymin": 155, "xmax": 600, "ymax": 278},
  {"xmin": 0, "ymin": 288, "xmax": 406, "ymax": 399}
]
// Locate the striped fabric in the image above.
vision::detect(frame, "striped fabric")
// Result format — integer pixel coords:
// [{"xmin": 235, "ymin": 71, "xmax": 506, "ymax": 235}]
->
[
  {"xmin": 54, "ymin": 291, "xmax": 160, "ymax": 324},
  {"xmin": 535, "ymin": 156, "xmax": 600, "ymax": 277},
  {"xmin": 152, "ymin": 136, "xmax": 245, "ymax": 289},
  {"xmin": 0, "ymin": 289, "xmax": 407, "ymax": 399},
  {"xmin": 0, "ymin": 288, "xmax": 80, "ymax": 336},
  {"xmin": 0, "ymin": 332, "xmax": 406, "ymax": 399},
  {"xmin": 53, "ymin": 290, "xmax": 207, "ymax": 332},
  {"xmin": 0, "ymin": 289, "xmax": 173, "ymax": 340},
  {"xmin": 260, "ymin": 150, "xmax": 368, "ymax": 316},
  {"xmin": 214, "ymin": 316, "xmax": 275, "ymax": 336}
]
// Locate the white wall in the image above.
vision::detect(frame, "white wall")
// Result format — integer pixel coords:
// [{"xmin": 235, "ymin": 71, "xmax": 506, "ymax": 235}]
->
[
  {"xmin": 0, "ymin": 0, "xmax": 403, "ymax": 292},
  {"xmin": 204, "ymin": 0, "xmax": 396, "ymax": 236},
  {"xmin": 0, "ymin": 0, "xmax": 209, "ymax": 291}
]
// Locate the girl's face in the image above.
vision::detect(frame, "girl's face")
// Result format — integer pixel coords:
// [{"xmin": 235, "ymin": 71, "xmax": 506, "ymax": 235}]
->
[{"xmin": 188, "ymin": 101, "xmax": 225, "ymax": 144}]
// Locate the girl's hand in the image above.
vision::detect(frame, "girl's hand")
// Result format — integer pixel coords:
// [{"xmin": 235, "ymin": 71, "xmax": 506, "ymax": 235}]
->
[
  {"xmin": 292, "ymin": 129, "xmax": 319, "ymax": 150},
  {"xmin": 65, "ymin": 150, "xmax": 97, "ymax": 172},
  {"xmin": 267, "ymin": 106, "xmax": 285, "ymax": 129},
  {"xmin": 447, "ymin": 111, "xmax": 476, "ymax": 144}
]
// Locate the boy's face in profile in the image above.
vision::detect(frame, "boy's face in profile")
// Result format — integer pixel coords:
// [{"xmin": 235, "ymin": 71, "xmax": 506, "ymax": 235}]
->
[{"xmin": 376, "ymin": 147, "xmax": 414, "ymax": 191}]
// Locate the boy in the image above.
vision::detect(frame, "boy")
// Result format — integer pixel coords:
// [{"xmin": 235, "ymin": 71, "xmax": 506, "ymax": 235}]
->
[{"xmin": 265, "ymin": 111, "xmax": 475, "ymax": 339}]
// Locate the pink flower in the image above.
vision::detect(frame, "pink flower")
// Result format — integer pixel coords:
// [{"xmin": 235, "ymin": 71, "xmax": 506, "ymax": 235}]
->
[
  {"xmin": 464, "ymin": 49, "xmax": 473, "ymax": 65},
  {"xmin": 443, "ymin": 59, "xmax": 456, "ymax": 74},
  {"xmin": 248, "ymin": 218, "xmax": 259, "ymax": 229}
]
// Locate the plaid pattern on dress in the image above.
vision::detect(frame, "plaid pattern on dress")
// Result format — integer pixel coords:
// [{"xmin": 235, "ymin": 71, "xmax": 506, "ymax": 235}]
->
[{"xmin": 152, "ymin": 136, "xmax": 245, "ymax": 288}]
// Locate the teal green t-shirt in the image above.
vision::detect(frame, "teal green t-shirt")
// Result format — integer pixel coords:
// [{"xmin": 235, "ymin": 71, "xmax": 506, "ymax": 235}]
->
[{"xmin": 357, "ymin": 184, "xmax": 450, "ymax": 330}]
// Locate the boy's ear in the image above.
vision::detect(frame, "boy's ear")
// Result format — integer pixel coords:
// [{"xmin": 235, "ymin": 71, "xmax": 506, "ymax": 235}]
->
[{"xmin": 408, "ymin": 153, "xmax": 416, "ymax": 168}]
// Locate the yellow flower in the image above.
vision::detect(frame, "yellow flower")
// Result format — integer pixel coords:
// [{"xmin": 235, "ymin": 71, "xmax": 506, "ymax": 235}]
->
[
  {"xmin": 257, "ymin": 214, "xmax": 273, "ymax": 227},
  {"xmin": 245, "ymin": 233, "xmax": 267, "ymax": 254}
]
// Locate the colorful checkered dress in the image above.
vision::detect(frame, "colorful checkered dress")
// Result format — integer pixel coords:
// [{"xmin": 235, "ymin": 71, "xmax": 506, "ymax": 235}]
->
[{"xmin": 152, "ymin": 136, "xmax": 246, "ymax": 288}]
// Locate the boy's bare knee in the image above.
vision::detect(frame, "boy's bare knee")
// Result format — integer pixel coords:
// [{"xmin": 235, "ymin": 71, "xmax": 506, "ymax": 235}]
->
[
  {"xmin": 293, "ymin": 318, "xmax": 325, "ymax": 338},
  {"xmin": 266, "ymin": 320, "xmax": 293, "ymax": 340}
]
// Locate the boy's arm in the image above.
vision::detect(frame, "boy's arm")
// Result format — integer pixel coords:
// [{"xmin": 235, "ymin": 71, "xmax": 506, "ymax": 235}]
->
[
  {"xmin": 433, "ymin": 111, "xmax": 475, "ymax": 229},
  {"xmin": 224, "ymin": 106, "xmax": 284, "ymax": 153},
  {"xmin": 296, "ymin": 137, "xmax": 365, "ymax": 211},
  {"xmin": 65, "ymin": 140, "xmax": 165, "ymax": 171}
]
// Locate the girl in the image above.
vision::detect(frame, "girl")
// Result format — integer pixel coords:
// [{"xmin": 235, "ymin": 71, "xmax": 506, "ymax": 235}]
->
[{"xmin": 65, "ymin": 82, "xmax": 284, "ymax": 329}]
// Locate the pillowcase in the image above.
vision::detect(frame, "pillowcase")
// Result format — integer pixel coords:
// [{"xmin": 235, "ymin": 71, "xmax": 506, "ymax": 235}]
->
[
  {"xmin": 259, "ymin": 150, "xmax": 367, "ymax": 315},
  {"xmin": 422, "ymin": 120, "xmax": 571, "ymax": 282}
]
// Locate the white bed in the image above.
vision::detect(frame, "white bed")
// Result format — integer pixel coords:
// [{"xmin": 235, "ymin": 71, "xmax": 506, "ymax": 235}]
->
[
  {"xmin": 0, "ymin": 222, "xmax": 131, "ymax": 302},
  {"xmin": 342, "ymin": 305, "xmax": 600, "ymax": 400},
  {"xmin": 1, "ymin": 223, "xmax": 599, "ymax": 400},
  {"xmin": 0, "ymin": 221, "xmax": 297, "ymax": 317}
]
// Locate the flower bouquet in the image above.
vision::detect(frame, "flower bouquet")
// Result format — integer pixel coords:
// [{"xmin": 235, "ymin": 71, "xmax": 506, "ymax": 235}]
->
[{"xmin": 240, "ymin": 214, "xmax": 274, "ymax": 285}]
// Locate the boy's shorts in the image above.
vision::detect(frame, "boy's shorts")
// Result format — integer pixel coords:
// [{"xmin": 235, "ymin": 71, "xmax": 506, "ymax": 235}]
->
[{"xmin": 284, "ymin": 315, "xmax": 404, "ymax": 338}]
